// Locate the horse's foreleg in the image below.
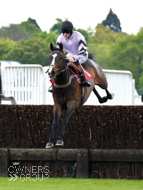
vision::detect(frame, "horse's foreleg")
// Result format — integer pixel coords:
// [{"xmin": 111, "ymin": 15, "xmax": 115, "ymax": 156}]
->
[
  {"xmin": 45, "ymin": 105, "xmax": 61, "ymax": 148},
  {"xmin": 55, "ymin": 102, "xmax": 75, "ymax": 146}
]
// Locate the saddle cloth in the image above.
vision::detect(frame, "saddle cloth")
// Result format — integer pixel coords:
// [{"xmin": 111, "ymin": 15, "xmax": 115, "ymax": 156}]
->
[{"xmin": 50, "ymin": 67, "xmax": 93, "ymax": 85}]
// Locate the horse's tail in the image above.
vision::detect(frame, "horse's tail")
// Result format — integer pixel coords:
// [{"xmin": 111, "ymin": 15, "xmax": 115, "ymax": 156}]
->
[{"xmin": 88, "ymin": 53, "xmax": 95, "ymax": 60}]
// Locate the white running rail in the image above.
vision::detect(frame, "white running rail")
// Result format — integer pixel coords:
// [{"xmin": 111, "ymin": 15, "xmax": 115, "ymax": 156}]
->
[
  {"xmin": 1, "ymin": 64, "xmax": 141, "ymax": 105},
  {"xmin": 2, "ymin": 65, "xmax": 45, "ymax": 105}
]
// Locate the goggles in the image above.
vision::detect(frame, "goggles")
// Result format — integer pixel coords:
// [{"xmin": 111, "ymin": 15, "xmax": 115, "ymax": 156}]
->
[{"xmin": 62, "ymin": 30, "xmax": 71, "ymax": 34}]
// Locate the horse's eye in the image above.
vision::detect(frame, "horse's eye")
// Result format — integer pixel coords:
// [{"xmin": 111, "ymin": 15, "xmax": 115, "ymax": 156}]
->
[{"xmin": 59, "ymin": 57, "xmax": 62, "ymax": 60}]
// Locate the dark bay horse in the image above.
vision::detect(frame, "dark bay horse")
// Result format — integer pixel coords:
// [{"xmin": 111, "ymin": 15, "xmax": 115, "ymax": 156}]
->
[{"xmin": 45, "ymin": 43, "xmax": 114, "ymax": 148}]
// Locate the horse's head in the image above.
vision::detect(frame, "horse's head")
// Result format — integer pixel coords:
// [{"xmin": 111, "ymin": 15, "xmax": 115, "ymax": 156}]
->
[{"xmin": 48, "ymin": 43, "xmax": 67, "ymax": 79}]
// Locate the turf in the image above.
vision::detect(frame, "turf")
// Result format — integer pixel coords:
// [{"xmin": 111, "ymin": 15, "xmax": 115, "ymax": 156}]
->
[{"xmin": 0, "ymin": 178, "xmax": 143, "ymax": 190}]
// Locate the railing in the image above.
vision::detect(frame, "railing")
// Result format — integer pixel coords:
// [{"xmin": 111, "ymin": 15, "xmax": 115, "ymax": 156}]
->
[
  {"xmin": 0, "ymin": 148, "xmax": 143, "ymax": 178},
  {"xmin": 85, "ymin": 69, "xmax": 134, "ymax": 105},
  {"xmin": 1, "ymin": 64, "xmax": 138, "ymax": 105},
  {"xmin": 2, "ymin": 65, "xmax": 45, "ymax": 105}
]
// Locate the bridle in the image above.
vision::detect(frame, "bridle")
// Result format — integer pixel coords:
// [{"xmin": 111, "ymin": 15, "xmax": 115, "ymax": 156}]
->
[
  {"xmin": 49, "ymin": 50, "xmax": 75, "ymax": 88},
  {"xmin": 51, "ymin": 50, "xmax": 68, "ymax": 76}
]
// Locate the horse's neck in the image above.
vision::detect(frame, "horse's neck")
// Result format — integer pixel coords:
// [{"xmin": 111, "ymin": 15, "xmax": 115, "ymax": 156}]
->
[{"xmin": 55, "ymin": 70, "xmax": 69, "ymax": 85}]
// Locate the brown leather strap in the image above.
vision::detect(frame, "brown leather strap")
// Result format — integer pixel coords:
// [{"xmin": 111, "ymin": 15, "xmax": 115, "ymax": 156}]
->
[
  {"xmin": 71, "ymin": 62, "xmax": 80, "ymax": 73},
  {"xmin": 54, "ymin": 75, "xmax": 74, "ymax": 88}
]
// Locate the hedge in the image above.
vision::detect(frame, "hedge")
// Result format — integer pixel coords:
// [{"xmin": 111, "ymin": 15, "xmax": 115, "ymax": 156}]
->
[{"xmin": 0, "ymin": 105, "xmax": 143, "ymax": 149}]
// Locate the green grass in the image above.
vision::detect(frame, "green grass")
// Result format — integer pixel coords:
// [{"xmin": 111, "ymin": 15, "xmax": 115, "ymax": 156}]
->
[{"xmin": 0, "ymin": 177, "xmax": 143, "ymax": 190}]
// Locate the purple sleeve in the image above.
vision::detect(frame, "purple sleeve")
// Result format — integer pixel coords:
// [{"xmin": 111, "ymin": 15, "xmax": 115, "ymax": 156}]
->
[{"xmin": 73, "ymin": 32, "xmax": 87, "ymax": 60}]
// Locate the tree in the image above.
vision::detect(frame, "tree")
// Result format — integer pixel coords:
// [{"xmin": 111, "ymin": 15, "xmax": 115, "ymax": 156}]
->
[
  {"xmin": 35, "ymin": 31, "xmax": 58, "ymax": 45},
  {"xmin": 0, "ymin": 18, "xmax": 41, "ymax": 41},
  {"xmin": 76, "ymin": 28, "xmax": 88, "ymax": 42},
  {"xmin": 105, "ymin": 31, "xmax": 143, "ymax": 91},
  {"xmin": 136, "ymin": 29, "xmax": 143, "ymax": 91},
  {"xmin": 4, "ymin": 37, "xmax": 51, "ymax": 66},
  {"xmin": 102, "ymin": 8, "xmax": 122, "ymax": 32},
  {"xmin": 87, "ymin": 26, "xmax": 95, "ymax": 39},
  {"xmin": 27, "ymin": 17, "xmax": 41, "ymax": 30},
  {"xmin": 20, "ymin": 20, "xmax": 41, "ymax": 34},
  {"xmin": 50, "ymin": 18, "xmax": 66, "ymax": 34},
  {"xmin": 87, "ymin": 23, "xmax": 125, "ymax": 69},
  {"xmin": 88, "ymin": 24, "xmax": 125, "ymax": 44},
  {"xmin": 139, "ymin": 75, "xmax": 143, "ymax": 91},
  {"xmin": 0, "ymin": 24, "xmax": 30, "ymax": 41},
  {"xmin": 0, "ymin": 38, "xmax": 16, "ymax": 59},
  {"xmin": 88, "ymin": 43, "xmax": 111, "ymax": 68}
]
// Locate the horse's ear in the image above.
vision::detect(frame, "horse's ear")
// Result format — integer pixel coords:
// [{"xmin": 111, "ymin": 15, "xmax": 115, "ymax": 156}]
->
[
  {"xmin": 50, "ymin": 43, "xmax": 54, "ymax": 52},
  {"xmin": 59, "ymin": 43, "xmax": 63, "ymax": 51}
]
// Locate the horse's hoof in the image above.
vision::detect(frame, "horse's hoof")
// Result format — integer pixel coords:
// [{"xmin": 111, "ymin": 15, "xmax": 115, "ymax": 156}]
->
[
  {"xmin": 110, "ymin": 93, "xmax": 114, "ymax": 99},
  {"xmin": 55, "ymin": 140, "xmax": 64, "ymax": 146},
  {"xmin": 99, "ymin": 97, "xmax": 107, "ymax": 103},
  {"xmin": 45, "ymin": 142, "xmax": 54, "ymax": 149}
]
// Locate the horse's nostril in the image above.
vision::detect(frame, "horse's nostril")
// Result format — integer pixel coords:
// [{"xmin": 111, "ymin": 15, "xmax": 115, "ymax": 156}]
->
[{"xmin": 51, "ymin": 70, "xmax": 54, "ymax": 75}]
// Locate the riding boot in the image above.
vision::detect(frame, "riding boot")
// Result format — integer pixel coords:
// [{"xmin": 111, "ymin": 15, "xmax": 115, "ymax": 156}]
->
[
  {"xmin": 48, "ymin": 86, "xmax": 52, "ymax": 93},
  {"xmin": 78, "ymin": 69, "xmax": 91, "ymax": 87},
  {"xmin": 74, "ymin": 60, "xmax": 91, "ymax": 87}
]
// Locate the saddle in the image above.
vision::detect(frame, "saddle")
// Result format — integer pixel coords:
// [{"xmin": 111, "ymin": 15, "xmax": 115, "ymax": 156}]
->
[
  {"xmin": 68, "ymin": 65, "xmax": 93, "ymax": 85},
  {"xmin": 49, "ymin": 63, "xmax": 93, "ymax": 85}
]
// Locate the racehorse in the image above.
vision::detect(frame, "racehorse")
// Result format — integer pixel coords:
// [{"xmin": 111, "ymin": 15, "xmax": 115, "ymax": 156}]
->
[{"xmin": 45, "ymin": 43, "xmax": 114, "ymax": 148}]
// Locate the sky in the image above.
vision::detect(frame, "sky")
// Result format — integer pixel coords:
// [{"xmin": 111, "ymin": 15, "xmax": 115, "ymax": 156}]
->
[{"xmin": 0, "ymin": 0, "xmax": 143, "ymax": 35}]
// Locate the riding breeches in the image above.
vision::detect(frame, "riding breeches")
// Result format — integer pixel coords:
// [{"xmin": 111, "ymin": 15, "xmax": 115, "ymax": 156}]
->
[{"xmin": 66, "ymin": 52, "xmax": 88, "ymax": 64}]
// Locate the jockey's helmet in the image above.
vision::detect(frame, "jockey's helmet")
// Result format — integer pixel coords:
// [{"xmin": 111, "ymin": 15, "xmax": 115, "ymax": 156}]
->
[{"xmin": 61, "ymin": 21, "xmax": 73, "ymax": 34}]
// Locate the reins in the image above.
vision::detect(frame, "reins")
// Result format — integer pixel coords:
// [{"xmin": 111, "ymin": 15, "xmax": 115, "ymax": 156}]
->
[
  {"xmin": 54, "ymin": 75, "xmax": 75, "ymax": 88},
  {"xmin": 70, "ymin": 62, "xmax": 80, "ymax": 73},
  {"xmin": 55, "ymin": 66, "xmax": 68, "ymax": 76},
  {"xmin": 51, "ymin": 50, "xmax": 78, "ymax": 88},
  {"xmin": 52, "ymin": 50, "xmax": 69, "ymax": 76},
  {"xmin": 51, "ymin": 49, "xmax": 85, "ymax": 108}
]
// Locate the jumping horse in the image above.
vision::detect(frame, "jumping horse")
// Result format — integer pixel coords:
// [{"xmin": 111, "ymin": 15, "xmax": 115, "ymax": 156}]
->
[{"xmin": 45, "ymin": 43, "xmax": 114, "ymax": 148}]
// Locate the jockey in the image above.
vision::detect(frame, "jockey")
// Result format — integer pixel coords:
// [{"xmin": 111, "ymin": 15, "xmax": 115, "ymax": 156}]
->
[
  {"xmin": 56, "ymin": 21, "xmax": 91, "ymax": 87},
  {"xmin": 48, "ymin": 21, "xmax": 91, "ymax": 92}
]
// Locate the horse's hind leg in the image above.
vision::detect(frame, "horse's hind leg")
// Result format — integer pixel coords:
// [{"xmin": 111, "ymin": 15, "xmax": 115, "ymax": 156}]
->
[
  {"xmin": 93, "ymin": 87, "xmax": 114, "ymax": 103},
  {"xmin": 93, "ymin": 87, "xmax": 107, "ymax": 103},
  {"xmin": 105, "ymin": 89, "xmax": 114, "ymax": 100}
]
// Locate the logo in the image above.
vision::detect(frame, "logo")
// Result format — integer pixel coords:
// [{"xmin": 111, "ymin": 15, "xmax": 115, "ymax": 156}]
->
[{"xmin": 8, "ymin": 165, "xmax": 49, "ymax": 181}]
